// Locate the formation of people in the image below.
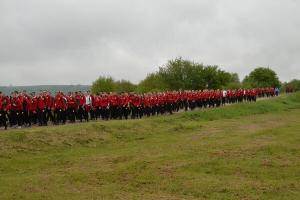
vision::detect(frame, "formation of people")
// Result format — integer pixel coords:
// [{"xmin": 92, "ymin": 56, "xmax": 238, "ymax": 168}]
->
[{"xmin": 0, "ymin": 87, "xmax": 278, "ymax": 130}]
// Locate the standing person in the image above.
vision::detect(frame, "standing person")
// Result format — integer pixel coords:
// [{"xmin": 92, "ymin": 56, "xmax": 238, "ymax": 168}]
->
[
  {"xmin": 22, "ymin": 91, "xmax": 31, "ymax": 127},
  {"xmin": 130, "ymin": 94, "xmax": 141, "ymax": 119},
  {"xmin": 99, "ymin": 93, "xmax": 110, "ymax": 120},
  {"xmin": 165, "ymin": 92, "xmax": 173, "ymax": 114},
  {"xmin": 222, "ymin": 89, "xmax": 227, "ymax": 106},
  {"xmin": 37, "ymin": 92, "xmax": 47, "ymax": 126},
  {"xmin": 75, "ymin": 92, "xmax": 81, "ymax": 121},
  {"xmin": 150, "ymin": 93, "xmax": 158, "ymax": 115},
  {"xmin": 10, "ymin": 91, "xmax": 23, "ymax": 128},
  {"xmin": 54, "ymin": 91, "xmax": 66, "ymax": 124},
  {"xmin": 67, "ymin": 92, "xmax": 77, "ymax": 123},
  {"xmin": 109, "ymin": 93, "xmax": 119, "ymax": 119},
  {"xmin": 0, "ymin": 92, "xmax": 9, "ymax": 130},
  {"xmin": 275, "ymin": 87, "xmax": 280, "ymax": 96},
  {"xmin": 143, "ymin": 94, "xmax": 151, "ymax": 117},
  {"xmin": 28, "ymin": 93, "xmax": 37, "ymax": 127},
  {"xmin": 182, "ymin": 91, "xmax": 189, "ymax": 111},
  {"xmin": 45, "ymin": 91, "xmax": 55, "ymax": 124},
  {"xmin": 0, "ymin": 92, "xmax": 4, "ymax": 129},
  {"xmin": 119, "ymin": 93, "xmax": 130, "ymax": 120},
  {"xmin": 77, "ymin": 92, "xmax": 86, "ymax": 122},
  {"xmin": 251, "ymin": 89, "xmax": 257, "ymax": 102},
  {"xmin": 84, "ymin": 91, "xmax": 93, "ymax": 122},
  {"xmin": 215, "ymin": 90, "xmax": 222, "ymax": 107},
  {"xmin": 188, "ymin": 91, "xmax": 196, "ymax": 110},
  {"xmin": 93, "ymin": 93, "xmax": 101, "ymax": 120}
]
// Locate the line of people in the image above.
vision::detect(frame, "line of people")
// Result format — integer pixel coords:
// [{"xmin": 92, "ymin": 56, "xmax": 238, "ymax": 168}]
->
[{"xmin": 0, "ymin": 88, "xmax": 278, "ymax": 130}]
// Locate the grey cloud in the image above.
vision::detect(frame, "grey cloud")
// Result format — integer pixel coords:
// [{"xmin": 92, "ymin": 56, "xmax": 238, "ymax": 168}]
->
[{"xmin": 0, "ymin": 0, "xmax": 299, "ymax": 85}]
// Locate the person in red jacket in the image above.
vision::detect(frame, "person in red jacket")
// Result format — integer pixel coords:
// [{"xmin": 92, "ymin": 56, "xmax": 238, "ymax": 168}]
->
[
  {"xmin": 9, "ymin": 91, "xmax": 23, "ymax": 127},
  {"xmin": 67, "ymin": 92, "xmax": 77, "ymax": 123},
  {"xmin": 150, "ymin": 93, "xmax": 158, "ymax": 115},
  {"xmin": 251, "ymin": 89, "xmax": 257, "ymax": 102},
  {"xmin": 99, "ymin": 93, "xmax": 110, "ymax": 120},
  {"xmin": 21, "ymin": 91, "xmax": 32, "ymax": 127},
  {"xmin": 130, "ymin": 94, "xmax": 141, "ymax": 119},
  {"xmin": 93, "ymin": 94, "xmax": 101, "ymax": 120},
  {"xmin": 37, "ymin": 92, "xmax": 47, "ymax": 126},
  {"xmin": 109, "ymin": 93, "xmax": 119, "ymax": 119},
  {"xmin": 75, "ymin": 91, "xmax": 85, "ymax": 122},
  {"xmin": 54, "ymin": 91, "xmax": 67, "ymax": 124},
  {"xmin": 0, "ymin": 92, "xmax": 9, "ymax": 130},
  {"xmin": 45, "ymin": 91, "xmax": 55, "ymax": 123},
  {"xmin": 119, "ymin": 93, "xmax": 130, "ymax": 119},
  {"xmin": 143, "ymin": 94, "xmax": 151, "ymax": 117},
  {"xmin": 28, "ymin": 93, "xmax": 38, "ymax": 126}
]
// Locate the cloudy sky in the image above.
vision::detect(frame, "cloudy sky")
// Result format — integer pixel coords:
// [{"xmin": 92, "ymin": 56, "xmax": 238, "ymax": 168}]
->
[{"xmin": 0, "ymin": 0, "xmax": 299, "ymax": 86}]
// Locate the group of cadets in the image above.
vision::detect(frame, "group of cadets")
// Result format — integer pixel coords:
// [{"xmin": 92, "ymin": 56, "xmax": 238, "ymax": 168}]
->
[{"xmin": 0, "ymin": 87, "xmax": 278, "ymax": 130}]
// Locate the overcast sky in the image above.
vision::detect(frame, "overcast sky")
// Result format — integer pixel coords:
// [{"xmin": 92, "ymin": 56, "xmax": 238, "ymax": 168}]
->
[{"xmin": 0, "ymin": 0, "xmax": 299, "ymax": 86}]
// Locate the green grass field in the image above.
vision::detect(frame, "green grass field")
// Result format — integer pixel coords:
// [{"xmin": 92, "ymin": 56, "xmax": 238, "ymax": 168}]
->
[{"xmin": 1, "ymin": 93, "xmax": 300, "ymax": 200}]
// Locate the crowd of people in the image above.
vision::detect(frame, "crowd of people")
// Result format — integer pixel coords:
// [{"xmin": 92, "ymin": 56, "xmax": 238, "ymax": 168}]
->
[{"xmin": 0, "ymin": 87, "xmax": 278, "ymax": 130}]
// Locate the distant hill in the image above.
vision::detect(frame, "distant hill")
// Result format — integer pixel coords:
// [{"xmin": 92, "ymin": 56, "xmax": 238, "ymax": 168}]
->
[{"xmin": 0, "ymin": 85, "xmax": 90, "ymax": 95}]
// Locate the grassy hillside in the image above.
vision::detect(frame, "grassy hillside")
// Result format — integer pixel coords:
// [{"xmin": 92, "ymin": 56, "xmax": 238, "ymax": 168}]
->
[{"xmin": 0, "ymin": 93, "xmax": 300, "ymax": 200}]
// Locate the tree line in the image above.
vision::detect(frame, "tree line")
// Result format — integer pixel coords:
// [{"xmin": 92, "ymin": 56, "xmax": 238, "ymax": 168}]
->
[{"xmin": 91, "ymin": 57, "xmax": 293, "ymax": 94}]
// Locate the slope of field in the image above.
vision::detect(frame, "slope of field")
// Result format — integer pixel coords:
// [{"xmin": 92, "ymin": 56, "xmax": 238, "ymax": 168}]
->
[{"xmin": 0, "ymin": 93, "xmax": 300, "ymax": 200}]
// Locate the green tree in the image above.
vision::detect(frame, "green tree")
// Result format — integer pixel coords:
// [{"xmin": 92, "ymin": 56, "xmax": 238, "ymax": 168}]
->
[
  {"xmin": 136, "ymin": 73, "xmax": 167, "ymax": 93},
  {"xmin": 243, "ymin": 67, "xmax": 280, "ymax": 88},
  {"xmin": 137, "ymin": 57, "xmax": 237, "ymax": 92},
  {"xmin": 115, "ymin": 80, "xmax": 137, "ymax": 93},
  {"xmin": 158, "ymin": 58, "xmax": 191, "ymax": 90},
  {"xmin": 91, "ymin": 76, "xmax": 115, "ymax": 94},
  {"xmin": 224, "ymin": 73, "xmax": 241, "ymax": 89}
]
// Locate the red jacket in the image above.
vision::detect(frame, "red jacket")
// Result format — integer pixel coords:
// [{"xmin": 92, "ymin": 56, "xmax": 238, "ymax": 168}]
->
[
  {"xmin": 0, "ymin": 96, "xmax": 10, "ymax": 111},
  {"xmin": 143, "ymin": 97, "xmax": 151, "ymax": 107},
  {"xmin": 37, "ymin": 96, "xmax": 46, "ymax": 110},
  {"xmin": 131, "ymin": 95, "xmax": 141, "ymax": 107},
  {"xmin": 109, "ymin": 95, "xmax": 119, "ymax": 106},
  {"xmin": 67, "ymin": 96, "xmax": 77, "ymax": 109},
  {"xmin": 46, "ymin": 95, "xmax": 54, "ymax": 109},
  {"xmin": 55, "ymin": 95, "xmax": 66, "ymax": 110},
  {"xmin": 99, "ymin": 96, "xmax": 109, "ymax": 108},
  {"xmin": 11, "ymin": 97, "xmax": 23, "ymax": 111},
  {"xmin": 28, "ymin": 97, "xmax": 37, "ymax": 112}
]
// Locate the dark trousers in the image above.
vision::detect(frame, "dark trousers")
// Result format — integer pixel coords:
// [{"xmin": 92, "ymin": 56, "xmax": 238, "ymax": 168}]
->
[
  {"xmin": 121, "ymin": 106, "xmax": 130, "ymax": 119},
  {"xmin": 131, "ymin": 106, "xmax": 138, "ymax": 119},
  {"xmin": 9, "ymin": 110, "xmax": 18, "ymax": 127},
  {"xmin": 144, "ymin": 106, "xmax": 151, "ymax": 117},
  {"xmin": 77, "ymin": 106, "xmax": 84, "ymax": 122},
  {"xmin": 23, "ymin": 110, "xmax": 30, "ymax": 125},
  {"xmin": 46, "ymin": 108, "xmax": 55, "ymax": 123},
  {"xmin": 68, "ymin": 108, "xmax": 76, "ymax": 122},
  {"xmin": 100, "ymin": 107, "xmax": 109, "ymax": 120},
  {"xmin": 55, "ymin": 109, "xmax": 66, "ymax": 124},
  {"xmin": 38, "ymin": 109, "xmax": 47, "ymax": 126},
  {"xmin": 90, "ymin": 109, "xmax": 95, "ymax": 120},
  {"xmin": 110, "ymin": 106, "xmax": 118, "ymax": 119},
  {"xmin": 84, "ymin": 109, "xmax": 89, "ymax": 122},
  {"xmin": 28, "ymin": 111, "xmax": 37, "ymax": 126},
  {"xmin": 0, "ymin": 110, "xmax": 8, "ymax": 129}
]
